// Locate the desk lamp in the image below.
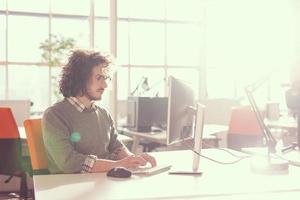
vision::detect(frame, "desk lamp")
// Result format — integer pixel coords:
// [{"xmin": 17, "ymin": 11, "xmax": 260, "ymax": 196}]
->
[
  {"xmin": 130, "ymin": 77, "xmax": 150, "ymax": 96},
  {"xmin": 245, "ymin": 77, "xmax": 289, "ymax": 174}
]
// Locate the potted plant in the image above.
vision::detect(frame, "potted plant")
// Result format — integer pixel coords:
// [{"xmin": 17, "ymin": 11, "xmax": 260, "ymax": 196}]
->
[{"xmin": 39, "ymin": 34, "xmax": 76, "ymax": 102}]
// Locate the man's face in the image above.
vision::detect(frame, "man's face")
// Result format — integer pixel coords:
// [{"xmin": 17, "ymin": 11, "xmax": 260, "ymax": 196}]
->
[{"xmin": 85, "ymin": 65, "xmax": 110, "ymax": 101}]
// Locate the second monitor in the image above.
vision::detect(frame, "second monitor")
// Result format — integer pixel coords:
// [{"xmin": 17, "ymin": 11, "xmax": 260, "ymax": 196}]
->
[
  {"xmin": 167, "ymin": 76, "xmax": 205, "ymax": 174},
  {"xmin": 127, "ymin": 96, "xmax": 168, "ymax": 132}
]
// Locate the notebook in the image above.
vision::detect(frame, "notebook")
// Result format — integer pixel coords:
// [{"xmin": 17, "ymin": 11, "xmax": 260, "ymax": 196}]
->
[{"xmin": 130, "ymin": 164, "xmax": 172, "ymax": 176}]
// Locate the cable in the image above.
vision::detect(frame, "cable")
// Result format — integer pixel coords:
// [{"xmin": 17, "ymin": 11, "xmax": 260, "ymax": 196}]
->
[
  {"xmin": 180, "ymin": 126, "xmax": 248, "ymax": 165},
  {"xmin": 202, "ymin": 141, "xmax": 250, "ymax": 159},
  {"xmin": 182, "ymin": 142, "xmax": 247, "ymax": 165}
]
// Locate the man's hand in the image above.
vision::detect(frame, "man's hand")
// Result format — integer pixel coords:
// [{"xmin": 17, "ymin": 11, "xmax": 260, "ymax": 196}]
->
[
  {"xmin": 116, "ymin": 153, "xmax": 157, "ymax": 168},
  {"xmin": 140, "ymin": 153, "xmax": 157, "ymax": 167},
  {"xmin": 117, "ymin": 155, "xmax": 147, "ymax": 168}
]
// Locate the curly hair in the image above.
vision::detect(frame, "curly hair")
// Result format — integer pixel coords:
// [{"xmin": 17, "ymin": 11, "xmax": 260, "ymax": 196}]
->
[{"xmin": 59, "ymin": 49, "xmax": 112, "ymax": 97}]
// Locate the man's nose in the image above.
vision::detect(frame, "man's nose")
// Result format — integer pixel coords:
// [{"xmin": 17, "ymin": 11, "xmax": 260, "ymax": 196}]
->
[{"xmin": 102, "ymin": 80, "xmax": 108, "ymax": 88}]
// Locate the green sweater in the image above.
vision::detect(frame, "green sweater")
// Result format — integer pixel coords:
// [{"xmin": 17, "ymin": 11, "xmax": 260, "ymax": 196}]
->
[{"xmin": 42, "ymin": 99, "xmax": 124, "ymax": 174}]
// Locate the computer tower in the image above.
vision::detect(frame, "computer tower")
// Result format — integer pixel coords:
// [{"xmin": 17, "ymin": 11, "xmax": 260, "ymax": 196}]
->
[{"xmin": 127, "ymin": 97, "xmax": 152, "ymax": 132}]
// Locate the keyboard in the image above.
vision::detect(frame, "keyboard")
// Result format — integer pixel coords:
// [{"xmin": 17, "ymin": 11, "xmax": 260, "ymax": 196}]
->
[{"xmin": 130, "ymin": 164, "xmax": 172, "ymax": 176}]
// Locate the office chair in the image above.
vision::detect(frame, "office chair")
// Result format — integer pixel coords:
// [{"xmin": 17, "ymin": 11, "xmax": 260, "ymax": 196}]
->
[
  {"xmin": 24, "ymin": 119, "xmax": 49, "ymax": 175},
  {"xmin": 0, "ymin": 107, "xmax": 29, "ymax": 199},
  {"xmin": 227, "ymin": 106, "xmax": 263, "ymax": 150}
]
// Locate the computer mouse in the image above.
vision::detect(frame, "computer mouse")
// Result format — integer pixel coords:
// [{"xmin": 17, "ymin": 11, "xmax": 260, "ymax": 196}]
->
[{"xmin": 106, "ymin": 167, "xmax": 132, "ymax": 178}]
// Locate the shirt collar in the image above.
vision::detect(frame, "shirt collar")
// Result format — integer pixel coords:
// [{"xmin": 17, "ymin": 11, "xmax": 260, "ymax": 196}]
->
[{"xmin": 67, "ymin": 97, "xmax": 97, "ymax": 112}]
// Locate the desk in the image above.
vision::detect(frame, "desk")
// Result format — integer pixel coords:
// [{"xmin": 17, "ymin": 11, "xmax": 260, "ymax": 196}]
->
[
  {"xmin": 33, "ymin": 149, "xmax": 300, "ymax": 200},
  {"xmin": 266, "ymin": 117, "xmax": 297, "ymax": 132},
  {"xmin": 120, "ymin": 124, "xmax": 227, "ymax": 153}
]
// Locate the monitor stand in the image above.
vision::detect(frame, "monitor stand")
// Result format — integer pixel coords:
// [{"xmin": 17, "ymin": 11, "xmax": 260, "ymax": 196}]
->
[{"xmin": 168, "ymin": 103, "xmax": 204, "ymax": 175}]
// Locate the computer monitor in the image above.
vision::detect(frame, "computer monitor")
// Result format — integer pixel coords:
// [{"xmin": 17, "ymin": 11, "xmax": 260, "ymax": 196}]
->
[
  {"xmin": 151, "ymin": 97, "xmax": 168, "ymax": 130},
  {"xmin": 167, "ymin": 77, "xmax": 195, "ymax": 145},
  {"xmin": 127, "ymin": 97, "xmax": 168, "ymax": 132},
  {"xmin": 166, "ymin": 76, "xmax": 205, "ymax": 175},
  {"xmin": 127, "ymin": 97, "xmax": 152, "ymax": 132}
]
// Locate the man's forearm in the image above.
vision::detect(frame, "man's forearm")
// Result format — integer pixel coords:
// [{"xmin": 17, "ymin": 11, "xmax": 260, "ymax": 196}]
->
[
  {"xmin": 90, "ymin": 159, "xmax": 118, "ymax": 173},
  {"xmin": 90, "ymin": 147, "xmax": 134, "ymax": 172},
  {"xmin": 114, "ymin": 146, "xmax": 133, "ymax": 160}
]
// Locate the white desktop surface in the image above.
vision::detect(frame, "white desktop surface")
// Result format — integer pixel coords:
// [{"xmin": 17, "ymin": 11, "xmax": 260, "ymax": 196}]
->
[
  {"xmin": 265, "ymin": 117, "xmax": 297, "ymax": 130},
  {"xmin": 33, "ymin": 149, "xmax": 300, "ymax": 200}
]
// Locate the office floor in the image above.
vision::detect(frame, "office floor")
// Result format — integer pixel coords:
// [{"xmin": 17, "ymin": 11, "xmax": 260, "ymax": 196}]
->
[
  {"xmin": 0, "ymin": 175, "xmax": 34, "ymax": 200},
  {"xmin": 0, "ymin": 189, "xmax": 34, "ymax": 200},
  {"xmin": 0, "ymin": 191, "xmax": 34, "ymax": 200}
]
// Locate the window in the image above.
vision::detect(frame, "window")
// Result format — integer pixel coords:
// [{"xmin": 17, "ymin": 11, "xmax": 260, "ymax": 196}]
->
[
  {"xmin": 0, "ymin": 66, "xmax": 5, "ymax": 99},
  {"xmin": 116, "ymin": 0, "xmax": 203, "ymax": 125},
  {"xmin": 166, "ymin": 24, "xmax": 200, "ymax": 66},
  {"xmin": 94, "ymin": 0, "xmax": 109, "ymax": 17},
  {"xmin": 166, "ymin": 0, "xmax": 203, "ymax": 21},
  {"xmin": 8, "ymin": 15, "xmax": 48, "ymax": 62},
  {"xmin": 1, "ymin": 0, "xmax": 106, "ymax": 113},
  {"xmin": 0, "ymin": 14, "xmax": 5, "ymax": 61},
  {"xmin": 117, "ymin": 21, "xmax": 129, "ymax": 65},
  {"xmin": 52, "ymin": 17, "xmax": 89, "ymax": 51},
  {"xmin": 129, "ymin": 22, "xmax": 165, "ymax": 65},
  {"xmin": 94, "ymin": 19, "xmax": 109, "ymax": 53},
  {"xmin": 116, "ymin": 67, "xmax": 129, "ymax": 100},
  {"xmin": 50, "ymin": 67, "xmax": 63, "ymax": 104},
  {"xmin": 7, "ymin": 0, "xmax": 49, "ymax": 13},
  {"xmin": 0, "ymin": 1, "xmax": 5, "ymax": 10},
  {"xmin": 129, "ymin": 0, "xmax": 164, "ymax": 20},
  {"xmin": 51, "ymin": 0, "xmax": 89, "ymax": 15},
  {"xmin": 2, "ymin": 0, "xmax": 203, "ymax": 116},
  {"xmin": 206, "ymin": 68, "xmax": 235, "ymax": 99},
  {"xmin": 8, "ymin": 65, "xmax": 49, "ymax": 112},
  {"xmin": 204, "ymin": 0, "xmax": 296, "ymax": 105}
]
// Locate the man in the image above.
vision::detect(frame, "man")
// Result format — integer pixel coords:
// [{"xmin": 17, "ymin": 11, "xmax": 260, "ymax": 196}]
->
[{"xmin": 42, "ymin": 50, "xmax": 156, "ymax": 174}]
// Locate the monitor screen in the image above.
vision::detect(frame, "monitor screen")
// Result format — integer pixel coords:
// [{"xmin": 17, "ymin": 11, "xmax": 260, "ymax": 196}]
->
[{"xmin": 166, "ymin": 76, "xmax": 195, "ymax": 145}]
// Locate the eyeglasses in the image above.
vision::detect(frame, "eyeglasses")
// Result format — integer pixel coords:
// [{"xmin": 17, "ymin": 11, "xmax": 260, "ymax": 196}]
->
[{"xmin": 98, "ymin": 75, "xmax": 112, "ymax": 82}]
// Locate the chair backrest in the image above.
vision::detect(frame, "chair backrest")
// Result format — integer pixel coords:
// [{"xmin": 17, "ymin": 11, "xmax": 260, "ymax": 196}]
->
[
  {"xmin": 0, "ymin": 107, "xmax": 20, "ymax": 139},
  {"xmin": 24, "ymin": 119, "xmax": 48, "ymax": 172},
  {"xmin": 0, "ymin": 100, "xmax": 31, "ymax": 126},
  {"xmin": 228, "ymin": 106, "xmax": 263, "ymax": 135},
  {"xmin": 0, "ymin": 107, "xmax": 22, "ymax": 173}
]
